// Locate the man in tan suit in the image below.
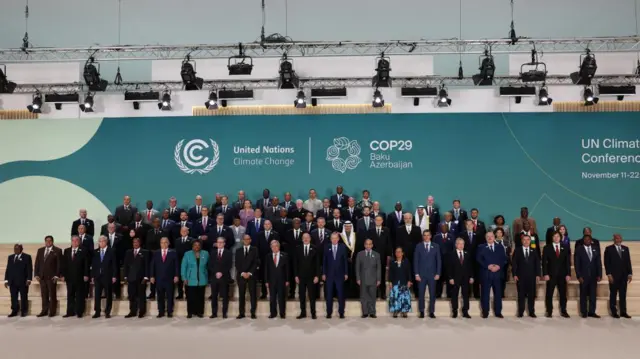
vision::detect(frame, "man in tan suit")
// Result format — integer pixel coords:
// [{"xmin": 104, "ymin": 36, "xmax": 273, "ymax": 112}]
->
[
  {"xmin": 34, "ymin": 235, "xmax": 63, "ymax": 317},
  {"xmin": 512, "ymin": 207, "xmax": 537, "ymax": 236}
]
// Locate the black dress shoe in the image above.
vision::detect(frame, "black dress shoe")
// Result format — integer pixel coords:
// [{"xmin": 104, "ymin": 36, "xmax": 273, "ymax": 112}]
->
[
  {"xmin": 481, "ymin": 313, "xmax": 488, "ymax": 319},
  {"xmin": 611, "ymin": 313, "xmax": 620, "ymax": 318},
  {"xmin": 545, "ymin": 313, "xmax": 552, "ymax": 318},
  {"xmin": 105, "ymin": 314, "xmax": 111, "ymax": 318},
  {"xmin": 369, "ymin": 314, "xmax": 377, "ymax": 318},
  {"xmin": 147, "ymin": 295, "xmax": 155, "ymax": 300},
  {"xmin": 621, "ymin": 313, "xmax": 632, "ymax": 319},
  {"xmin": 157, "ymin": 314, "xmax": 165, "ymax": 318},
  {"xmin": 222, "ymin": 314, "xmax": 228, "ymax": 319},
  {"xmin": 452, "ymin": 312, "xmax": 458, "ymax": 318},
  {"xmin": 495, "ymin": 314, "xmax": 504, "ymax": 318},
  {"xmin": 125, "ymin": 313, "xmax": 136, "ymax": 318},
  {"xmin": 361, "ymin": 314, "xmax": 368, "ymax": 318},
  {"xmin": 167, "ymin": 314, "xmax": 173, "ymax": 318},
  {"xmin": 20, "ymin": 313, "xmax": 27, "ymax": 317},
  {"xmin": 280, "ymin": 315, "xmax": 286, "ymax": 319},
  {"xmin": 77, "ymin": 315, "xmax": 83, "ymax": 318},
  {"xmin": 516, "ymin": 314, "xmax": 523, "ymax": 318},
  {"xmin": 63, "ymin": 314, "xmax": 74, "ymax": 318},
  {"xmin": 311, "ymin": 314, "xmax": 317, "ymax": 319},
  {"xmin": 393, "ymin": 313, "xmax": 398, "ymax": 318},
  {"xmin": 259, "ymin": 295, "xmax": 267, "ymax": 300},
  {"xmin": 561, "ymin": 312, "xmax": 570, "ymax": 318},
  {"xmin": 237, "ymin": 314, "xmax": 246, "ymax": 319},
  {"xmin": 580, "ymin": 313, "xmax": 588, "ymax": 318},
  {"xmin": 297, "ymin": 314, "xmax": 307, "ymax": 319},
  {"xmin": 250, "ymin": 314, "xmax": 257, "ymax": 319},
  {"xmin": 176, "ymin": 296, "xmax": 184, "ymax": 300},
  {"xmin": 529, "ymin": 314, "xmax": 537, "ymax": 318},
  {"xmin": 339, "ymin": 314, "xmax": 345, "ymax": 319},
  {"xmin": 588, "ymin": 313, "xmax": 601, "ymax": 318},
  {"xmin": 419, "ymin": 312, "xmax": 425, "ymax": 318},
  {"xmin": 36, "ymin": 312, "xmax": 48, "ymax": 318},
  {"xmin": 210, "ymin": 314, "xmax": 218, "ymax": 319},
  {"xmin": 401, "ymin": 313, "xmax": 408, "ymax": 318},
  {"xmin": 8, "ymin": 312, "xmax": 18, "ymax": 318},
  {"xmin": 268, "ymin": 314, "xmax": 277, "ymax": 319},
  {"xmin": 187, "ymin": 314, "xmax": 193, "ymax": 319},
  {"xmin": 428, "ymin": 313, "xmax": 436, "ymax": 319},
  {"xmin": 196, "ymin": 314, "xmax": 203, "ymax": 318},
  {"xmin": 138, "ymin": 314, "xmax": 145, "ymax": 318},
  {"xmin": 326, "ymin": 314, "xmax": 332, "ymax": 319},
  {"xmin": 92, "ymin": 313, "xmax": 100, "ymax": 319},
  {"xmin": 463, "ymin": 313, "xmax": 471, "ymax": 319}
]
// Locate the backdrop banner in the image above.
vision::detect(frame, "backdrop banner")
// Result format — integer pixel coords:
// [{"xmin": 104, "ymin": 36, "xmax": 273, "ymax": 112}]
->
[{"xmin": 1, "ymin": 112, "xmax": 639, "ymax": 243}]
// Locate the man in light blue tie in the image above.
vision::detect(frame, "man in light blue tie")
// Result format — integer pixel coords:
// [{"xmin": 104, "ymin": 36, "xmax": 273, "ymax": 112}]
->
[
  {"xmin": 322, "ymin": 233, "xmax": 348, "ymax": 319},
  {"xmin": 91, "ymin": 236, "xmax": 117, "ymax": 318},
  {"xmin": 414, "ymin": 230, "xmax": 441, "ymax": 318}
]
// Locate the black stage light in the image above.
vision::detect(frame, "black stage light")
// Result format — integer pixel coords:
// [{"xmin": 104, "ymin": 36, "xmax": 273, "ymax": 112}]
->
[
  {"xmin": 372, "ymin": 54, "xmax": 392, "ymax": 88},
  {"xmin": 473, "ymin": 50, "xmax": 496, "ymax": 86},
  {"xmin": 158, "ymin": 92, "xmax": 172, "ymax": 111},
  {"xmin": 372, "ymin": 89, "xmax": 384, "ymax": 108},
  {"xmin": 79, "ymin": 93, "xmax": 94, "ymax": 112},
  {"xmin": 538, "ymin": 86, "xmax": 552, "ymax": 106},
  {"xmin": 205, "ymin": 91, "xmax": 219, "ymax": 110},
  {"xmin": 228, "ymin": 43, "xmax": 254, "ymax": 75},
  {"xmin": 83, "ymin": 57, "xmax": 108, "ymax": 91},
  {"xmin": 598, "ymin": 85, "xmax": 636, "ymax": 101},
  {"xmin": 499, "ymin": 86, "xmax": 536, "ymax": 104},
  {"xmin": 437, "ymin": 85, "xmax": 452, "ymax": 107},
  {"xmin": 0, "ymin": 66, "xmax": 17, "ymax": 94},
  {"xmin": 520, "ymin": 49, "xmax": 547, "ymax": 83},
  {"xmin": 27, "ymin": 92, "xmax": 43, "ymax": 113},
  {"xmin": 294, "ymin": 90, "xmax": 306, "ymax": 108},
  {"xmin": 279, "ymin": 55, "xmax": 299, "ymax": 89},
  {"xmin": 181, "ymin": 59, "xmax": 204, "ymax": 91},
  {"xmin": 570, "ymin": 49, "xmax": 597, "ymax": 85},
  {"xmin": 583, "ymin": 87, "xmax": 599, "ymax": 106}
]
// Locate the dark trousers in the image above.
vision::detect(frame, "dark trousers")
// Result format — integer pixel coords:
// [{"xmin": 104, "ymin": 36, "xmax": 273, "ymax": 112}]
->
[
  {"xmin": 288, "ymin": 260, "xmax": 297, "ymax": 297},
  {"xmin": 481, "ymin": 273, "xmax": 502, "ymax": 315},
  {"xmin": 127, "ymin": 280, "xmax": 147, "ymax": 315},
  {"xmin": 378, "ymin": 256, "xmax": 387, "ymax": 298},
  {"xmin": 113, "ymin": 268, "xmax": 122, "ymax": 298},
  {"xmin": 517, "ymin": 278, "xmax": 536, "ymax": 315},
  {"xmin": 149, "ymin": 282, "xmax": 156, "ymax": 298},
  {"xmin": 257, "ymin": 265, "xmax": 267, "ymax": 298},
  {"xmin": 66, "ymin": 282, "xmax": 86, "ymax": 316},
  {"xmin": 545, "ymin": 277, "xmax": 567, "ymax": 314},
  {"xmin": 325, "ymin": 278, "xmax": 345, "ymax": 316},
  {"xmin": 609, "ymin": 278, "xmax": 628, "ymax": 315},
  {"xmin": 39, "ymin": 278, "xmax": 57, "ymax": 315},
  {"xmin": 472, "ymin": 263, "xmax": 481, "ymax": 298},
  {"xmin": 186, "ymin": 285, "xmax": 205, "ymax": 316},
  {"xmin": 418, "ymin": 278, "xmax": 436, "ymax": 314},
  {"xmin": 237, "ymin": 277, "xmax": 257, "ymax": 315},
  {"xmin": 298, "ymin": 279, "xmax": 317, "ymax": 315},
  {"xmin": 269, "ymin": 282, "xmax": 286, "ymax": 317},
  {"xmin": 94, "ymin": 280, "xmax": 113, "ymax": 314},
  {"xmin": 156, "ymin": 282, "xmax": 174, "ymax": 314},
  {"xmin": 579, "ymin": 279, "xmax": 598, "ymax": 315},
  {"xmin": 210, "ymin": 280, "xmax": 229, "ymax": 316},
  {"xmin": 176, "ymin": 279, "xmax": 185, "ymax": 298},
  {"xmin": 450, "ymin": 280, "xmax": 470, "ymax": 314},
  {"xmin": 9, "ymin": 284, "xmax": 28, "ymax": 315},
  {"xmin": 436, "ymin": 264, "xmax": 452, "ymax": 298}
]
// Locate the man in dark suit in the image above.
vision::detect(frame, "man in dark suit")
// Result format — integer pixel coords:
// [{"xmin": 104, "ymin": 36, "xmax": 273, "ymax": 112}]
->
[
  {"xmin": 71, "ymin": 209, "xmax": 95, "ymax": 236},
  {"xmin": 209, "ymin": 238, "xmax": 233, "ymax": 318},
  {"xmin": 91, "ymin": 236, "xmax": 118, "ymax": 318},
  {"xmin": 323, "ymin": 233, "xmax": 348, "ymax": 318},
  {"xmin": 105, "ymin": 223, "xmax": 124, "ymax": 299},
  {"xmin": 477, "ymin": 232, "xmax": 507, "ymax": 318},
  {"xmin": 123, "ymin": 238, "xmax": 149, "ymax": 318},
  {"xmin": 171, "ymin": 211, "xmax": 193, "ymax": 243},
  {"xmin": 387, "ymin": 202, "xmax": 404, "ymax": 245},
  {"xmin": 193, "ymin": 207, "xmax": 214, "ymax": 250},
  {"xmin": 425, "ymin": 196, "xmax": 440, "ymax": 235},
  {"xmin": 545, "ymin": 217, "xmax": 562, "ymax": 247},
  {"xmin": 145, "ymin": 218, "xmax": 166, "ymax": 299},
  {"xmin": 316, "ymin": 198, "xmax": 333, "ymax": 220},
  {"xmin": 76, "ymin": 224, "xmax": 94, "ymax": 252},
  {"xmin": 174, "ymin": 226, "xmax": 193, "ymax": 300},
  {"xmin": 574, "ymin": 235, "xmax": 602, "ymax": 318},
  {"xmin": 326, "ymin": 208, "xmax": 344, "ymax": 233},
  {"xmin": 279, "ymin": 192, "xmax": 294, "ymax": 212},
  {"xmin": 512, "ymin": 235, "xmax": 541, "ymax": 318},
  {"xmin": 236, "ymin": 234, "xmax": 259, "ymax": 319},
  {"xmin": 215, "ymin": 195, "xmax": 235, "ymax": 226},
  {"xmin": 438, "ymin": 212, "xmax": 458, "ymax": 236},
  {"xmin": 447, "ymin": 238, "xmax": 473, "ymax": 318},
  {"xmin": 460, "ymin": 219, "xmax": 483, "ymax": 298},
  {"xmin": 284, "ymin": 218, "xmax": 304, "ymax": 298},
  {"xmin": 167, "ymin": 196, "xmax": 184, "ymax": 222},
  {"xmin": 114, "ymin": 195, "xmax": 138, "ymax": 235},
  {"xmin": 159, "ymin": 210, "xmax": 175, "ymax": 233},
  {"xmin": 395, "ymin": 213, "xmax": 422, "ymax": 274},
  {"xmin": 330, "ymin": 185, "xmax": 349, "ymax": 209},
  {"xmin": 413, "ymin": 231, "xmax": 441, "ymax": 318},
  {"xmin": 301, "ymin": 212, "xmax": 316, "ymax": 233},
  {"xmin": 212, "ymin": 213, "xmax": 235, "ymax": 249},
  {"xmin": 255, "ymin": 188, "xmax": 272, "ymax": 211},
  {"xmin": 4, "ymin": 244, "xmax": 32, "ymax": 317},
  {"xmin": 604, "ymin": 234, "xmax": 633, "ymax": 318},
  {"xmin": 369, "ymin": 215, "xmax": 390, "ymax": 299},
  {"xmin": 356, "ymin": 206, "xmax": 374, "ymax": 236},
  {"xmin": 294, "ymin": 233, "xmax": 321, "ymax": 319},
  {"xmin": 34, "ymin": 235, "xmax": 63, "ymax": 317},
  {"xmin": 273, "ymin": 208, "xmax": 291, "ymax": 235},
  {"xmin": 370, "ymin": 201, "xmax": 386, "ymax": 226},
  {"xmin": 100, "ymin": 214, "xmax": 121, "ymax": 236},
  {"xmin": 233, "ymin": 190, "xmax": 249, "ymax": 211},
  {"xmin": 265, "ymin": 240, "xmax": 289, "ymax": 319},
  {"xmin": 575, "ymin": 227, "xmax": 601, "ymax": 253},
  {"xmin": 150, "ymin": 237, "xmax": 179, "ymax": 317},
  {"xmin": 469, "ymin": 208, "xmax": 487, "ymax": 241},
  {"xmin": 255, "ymin": 220, "xmax": 279, "ymax": 299},
  {"xmin": 450, "ymin": 199, "xmax": 468, "ymax": 228},
  {"xmin": 433, "ymin": 223, "xmax": 455, "ymax": 298},
  {"xmin": 542, "ymin": 231, "xmax": 571, "ymax": 318},
  {"xmin": 341, "ymin": 197, "xmax": 361, "ymax": 223},
  {"xmin": 246, "ymin": 208, "xmax": 265, "ymax": 242},
  {"xmin": 129, "ymin": 212, "xmax": 150, "ymax": 247},
  {"xmin": 187, "ymin": 195, "xmax": 205, "ymax": 222},
  {"xmin": 62, "ymin": 236, "xmax": 89, "ymax": 318},
  {"xmin": 264, "ymin": 197, "xmax": 282, "ymax": 223},
  {"xmin": 288, "ymin": 200, "xmax": 308, "ymax": 221}
]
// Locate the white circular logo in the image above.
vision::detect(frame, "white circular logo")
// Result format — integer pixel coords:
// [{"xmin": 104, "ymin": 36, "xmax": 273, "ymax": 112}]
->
[
  {"xmin": 174, "ymin": 138, "xmax": 220, "ymax": 174},
  {"xmin": 326, "ymin": 137, "xmax": 361, "ymax": 173}
]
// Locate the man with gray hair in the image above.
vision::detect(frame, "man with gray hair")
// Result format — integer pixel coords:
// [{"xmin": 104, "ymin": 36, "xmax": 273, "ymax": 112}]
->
[
  {"xmin": 447, "ymin": 238, "xmax": 473, "ymax": 318},
  {"xmin": 265, "ymin": 240, "xmax": 289, "ymax": 319},
  {"xmin": 72, "ymin": 208, "xmax": 95, "ymax": 236},
  {"xmin": 91, "ymin": 236, "xmax": 117, "ymax": 318},
  {"xmin": 356, "ymin": 239, "xmax": 381, "ymax": 318},
  {"xmin": 167, "ymin": 196, "xmax": 183, "ymax": 222},
  {"xmin": 188, "ymin": 195, "xmax": 205, "ymax": 222},
  {"xmin": 63, "ymin": 236, "xmax": 90, "ymax": 318}
]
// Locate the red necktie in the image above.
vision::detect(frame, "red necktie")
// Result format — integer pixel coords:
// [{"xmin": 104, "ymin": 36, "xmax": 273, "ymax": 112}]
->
[
  {"xmin": 162, "ymin": 251, "xmax": 167, "ymax": 262},
  {"xmin": 555, "ymin": 245, "xmax": 560, "ymax": 258},
  {"xmin": 273, "ymin": 254, "xmax": 277, "ymax": 265},
  {"xmin": 473, "ymin": 220, "xmax": 477, "ymax": 231},
  {"xmin": 459, "ymin": 252, "xmax": 463, "ymax": 264},
  {"xmin": 218, "ymin": 250, "xmax": 222, "ymax": 260},
  {"xmin": 147, "ymin": 211, "xmax": 152, "ymax": 220}
]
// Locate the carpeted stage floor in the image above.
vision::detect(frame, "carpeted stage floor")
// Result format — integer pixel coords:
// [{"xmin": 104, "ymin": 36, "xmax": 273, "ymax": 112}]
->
[{"xmin": 1, "ymin": 316, "xmax": 638, "ymax": 359}]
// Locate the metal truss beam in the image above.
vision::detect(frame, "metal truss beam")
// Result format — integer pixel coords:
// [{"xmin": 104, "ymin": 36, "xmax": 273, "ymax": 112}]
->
[
  {"xmin": 1, "ymin": 37, "xmax": 640, "ymax": 63},
  {"xmin": 11, "ymin": 75, "xmax": 640, "ymax": 95}
]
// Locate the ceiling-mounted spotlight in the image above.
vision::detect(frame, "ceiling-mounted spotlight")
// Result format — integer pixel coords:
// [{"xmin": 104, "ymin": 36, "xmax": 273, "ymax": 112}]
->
[
  {"xmin": 598, "ymin": 85, "xmax": 636, "ymax": 101},
  {"xmin": 294, "ymin": 90, "xmax": 306, "ymax": 108},
  {"xmin": 228, "ymin": 43, "xmax": 254, "ymax": 75},
  {"xmin": 473, "ymin": 48, "xmax": 495, "ymax": 86},
  {"xmin": 158, "ymin": 91, "xmax": 172, "ymax": 111},
  {"xmin": 181, "ymin": 55, "xmax": 204, "ymax": 91},
  {"xmin": 437, "ymin": 85, "xmax": 452, "ymax": 107},
  {"xmin": 27, "ymin": 92, "xmax": 43, "ymax": 113},
  {"xmin": 0, "ymin": 65, "xmax": 17, "ymax": 94},
  {"xmin": 538, "ymin": 85, "xmax": 552, "ymax": 106},
  {"xmin": 520, "ymin": 48, "xmax": 547, "ymax": 82},
  {"xmin": 205, "ymin": 91, "xmax": 219, "ymax": 110},
  {"xmin": 372, "ymin": 53, "xmax": 392, "ymax": 88},
  {"xmin": 83, "ymin": 56, "xmax": 108, "ymax": 91},
  {"xmin": 372, "ymin": 89, "xmax": 384, "ymax": 108},
  {"xmin": 570, "ymin": 49, "xmax": 597, "ymax": 85},
  {"xmin": 583, "ymin": 86, "xmax": 599, "ymax": 106},
  {"xmin": 79, "ymin": 93, "xmax": 94, "ymax": 112},
  {"xmin": 279, "ymin": 54, "xmax": 299, "ymax": 89}
]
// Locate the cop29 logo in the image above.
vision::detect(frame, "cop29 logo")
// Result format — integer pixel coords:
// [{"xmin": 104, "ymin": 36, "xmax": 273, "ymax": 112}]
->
[
  {"xmin": 326, "ymin": 137, "xmax": 362, "ymax": 173},
  {"xmin": 174, "ymin": 138, "xmax": 220, "ymax": 174}
]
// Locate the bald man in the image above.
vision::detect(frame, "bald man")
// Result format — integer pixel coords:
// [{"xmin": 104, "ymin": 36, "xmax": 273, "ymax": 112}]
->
[
  {"xmin": 114, "ymin": 195, "xmax": 138, "ymax": 233},
  {"xmin": 188, "ymin": 195, "xmax": 205, "ymax": 222},
  {"xmin": 5, "ymin": 244, "xmax": 33, "ymax": 317},
  {"xmin": 71, "ymin": 209, "xmax": 95, "ymax": 236}
]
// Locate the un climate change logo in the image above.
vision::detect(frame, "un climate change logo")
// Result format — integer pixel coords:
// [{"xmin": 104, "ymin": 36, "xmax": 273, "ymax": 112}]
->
[
  {"xmin": 326, "ymin": 137, "xmax": 362, "ymax": 173},
  {"xmin": 174, "ymin": 138, "xmax": 220, "ymax": 174}
]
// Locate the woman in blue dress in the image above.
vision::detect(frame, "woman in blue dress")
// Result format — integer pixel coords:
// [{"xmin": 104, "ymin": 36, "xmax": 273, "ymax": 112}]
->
[{"xmin": 388, "ymin": 247, "xmax": 412, "ymax": 318}]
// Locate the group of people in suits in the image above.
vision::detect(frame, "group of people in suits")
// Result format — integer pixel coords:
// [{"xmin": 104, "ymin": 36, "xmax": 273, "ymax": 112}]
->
[{"xmin": 3, "ymin": 188, "xmax": 634, "ymax": 320}]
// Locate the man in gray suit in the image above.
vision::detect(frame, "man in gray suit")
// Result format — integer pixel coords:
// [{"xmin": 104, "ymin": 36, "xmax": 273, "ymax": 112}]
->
[
  {"xmin": 142, "ymin": 200, "xmax": 160, "ymax": 226},
  {"xmin": 356, "ymin": 239, "xmax": 381, "ymax": 318}
]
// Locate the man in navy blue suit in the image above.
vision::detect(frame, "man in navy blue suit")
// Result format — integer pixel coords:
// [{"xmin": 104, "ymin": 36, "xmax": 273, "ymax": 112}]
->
[
  {"xmin": 414, "ymin": 231, "xmax": 441, "ymax": 318},
  {"xmin": 246, "ymin": 208, "xmax": 265, "ymax": 243},
  {"xmin": 433, "ymin": 223, "xmax": 455, "ymax": 298},
  {"xmin": 323, "ymin": 233, "xmax": 348, "ymax": 319},
  {"xmin": 477, "ymin": 232, "xmax": 507, "ymax": 318},
  {"xmin": 4, "ymin": 244, "xmax": 33, "ymax": 317},
  {"xmin": 150, "ymin": 237, "xmax": 179, "ymax": 318},
  {"xmin": 574, "ymin": 235, "xmax": 602, "ymax": 318},
  {"xmin": 188, "ymin": 195, "xmax": 205, "ymax": 223},
  {"xmin": 91, "ymin": 236, "xmax": 118, "ymax": 318},
  {"xmin": 171, "ymin": 211, "xmax": 192, "ymax": 244}
]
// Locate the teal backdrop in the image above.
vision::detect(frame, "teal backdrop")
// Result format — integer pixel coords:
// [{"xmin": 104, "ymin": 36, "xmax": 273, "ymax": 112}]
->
[{"xmin": 1, "ymin": 112, "xmax": 639, "ymax": 242}]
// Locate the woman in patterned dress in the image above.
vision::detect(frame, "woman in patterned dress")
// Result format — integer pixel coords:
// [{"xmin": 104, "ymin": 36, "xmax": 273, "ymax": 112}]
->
[{"xmin": 388, "ymin": 247, "xmax": 412, "ymax": 318}]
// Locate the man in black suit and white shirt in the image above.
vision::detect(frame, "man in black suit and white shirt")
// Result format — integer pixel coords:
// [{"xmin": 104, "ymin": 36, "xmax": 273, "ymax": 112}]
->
[
  {"xmin": 545, "ymin": 217, "xmax": 562, "ymax": 247},
  {"xmin": 512, "ymin": 235, "xmax": 541, "ymax": 318},
  {"xmin": 256, "ymin": 220, "xmax": 279, "ymax": 299},
  {"xmin": 77, "ymin": 224, "xmax": 94, "ymax": 252},
  {"xmin": 167, "ymin": 196, "xmax": 184, "ymax": 222},
  {"xmin": 265, "ymin": 240, "xmax": 289, "ymax": 319},
  {"xmin": 395, "ymin": 213, "xmax": 422, "ymax": 271},
  {"xmin": 123, "ymin": 238, "xmax": 149, "ymax": 318},
  {"xmin": 327, "ymin": 208, "xmax": 344, "ymax": 233},
  {"xmin": 234, "ymin": 190, "xmax": 249, "ymax": 211},
  {"xmin": 285, "ymin": 218, "xmax": 304, "ymax": 298},
  {"xmin": 62, "ymin": 236, "xmax": 90, "ymax": 318},
  {"xmin": 447, "ymin": 238, "xmax": 473, "ymax": 318},
  {"xmin": 542, "ymin": 231, "xmax": 571, "ymax": 318},
  {"xmin": 341, "ymin": 197, "xmax": 361, "ymax": 223},
  {"xmin": 212, "ymin": 213, "xmax": 235, "ymax": 249},
  {"xmin": 450, "ymin": 199, "xmax": 468, "ymax": 227},
  {"xmin": 175, "ymin": 226, "xmax": 193, "ymax": 300},
  {"xmin": 356, "ymin": 206, "xmax": 374, "ymax": 236},
  {"xmin": 114, "ymin": 195, "xmax": 138, "ymax": 234},
  {"xmin": 604, "ymin": 234, "xmax": 633, "ymax": 318},
  {"xmin": 370, "ymin": 201, "xmax": 386, "ymax": 227},
  {"xmin": 194, "ymin": 207, "xmax": 214, "ymax": 251},
  {"xmin": 4, "ymin": 244, "xmax": 32, "ymax": 317},
  {"xmin": 101, "ymin": 214, "xmax": 121, "ymax": 236},
  {"xmin": 330, "ymin": 185, "xmax": 349, "ymax": 209},
  {"xmin": 215, "ymin": 195, "xmax": 235, "ymax": 226},
  {"xmin": 209, "ymin": 237, "xmax": 233, "ymax": 318},
  {"xmin": 369, "ymin": 215, "xmax": 390, "ymax": 299},
  {"xmin": 460, "ymin": 220, "xmax": 483, "ymax": 298},
  {"xmin": 105, "ymin": 223, "xmax": 124, "ymax": 299},
  {"xmin": 91, "ymin": 236, "xmax": 118, "ymax": 318},
  {"xmin": 316, "ymin": 198, "xmax": 333, "ymax": 220},
  {"xmin": 265, "ymin": 197, "xmax": 283, "ymax": 223},
  {"xmin": 71, "ymin": 209, "xmax": 95, "ymax": 236},
  {"xmin": 273, "ymin": 208, "xmax": 291, "ymax": 236},
  {"xmin": 425, "ymin": 196, "xmax": 440, "ymax": 235},
  {"xmin": 280, "ymin": 192, "xmax": 294, "ymax": 212},
  {"xmin": 255, "ymin": 188, "xmax": 272, "ymax": 211},
  {"xmin": 235, "ymin": 234, "xmax": 259, "ymax": 319},
  {"xmin": 574, "ymin": 235, "xmax": 602, "ymax": 318},
  {"xmin": 188, "ymin": 195, "xmax": 205, "ymax": 223},
  {"xmin": 387, "ymin": 202, "xmax": 405, "ymax": 244},
  {"xmin": 294, "ymin": 233, "xmax": 321, "ymax": 319}
]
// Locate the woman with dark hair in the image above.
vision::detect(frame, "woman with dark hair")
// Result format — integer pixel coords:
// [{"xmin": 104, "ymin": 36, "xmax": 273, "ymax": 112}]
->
[
  {"xmin": 388, "ymin": 247, "xmax": 412, "ymax": 318},
  {"xmin": 181, "ymin": 240, "xmax": 210, "ymax": 318},
  {"xmin": 558, "ymin": 225, "xmax": 571, "ymax": 250},
  {"xmin": 238, "ymin": 200, "xmax": 255, "ymax": 228},
  {"xmin": 490, "ymin": 215, "xmax": 511, "ymax": 243}
]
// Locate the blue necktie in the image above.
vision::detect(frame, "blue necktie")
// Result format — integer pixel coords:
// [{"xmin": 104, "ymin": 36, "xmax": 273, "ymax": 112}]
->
[{"xmin": 100, "ymin": 250, "xmax": 105, "ymax": 262}]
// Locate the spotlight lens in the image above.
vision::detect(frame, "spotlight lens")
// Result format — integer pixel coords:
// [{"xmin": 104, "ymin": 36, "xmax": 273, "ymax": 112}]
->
[
  {"xmin": 33, "ymin": 104, "xmax": 40, "ymax": 110},
  {"xmin": 540, "ymin": 96, "xmax": 548, "ymax": 102},
  {"xmin": 84, "ymin": 103, "xmax": 92, "ymax": 109},
  {"xmin": 163, "ymin": 101, "xmax": 169, "ymax": 106},
  {"xmin": 440, "ymin": 97, "xmax": 447, "ymax": 103},
  {"xmin": 374, "ymin": 98, "xmax": 381, "ymax": 103},
  {"xmin": 297, "ymin": 98, "xmax": 304, "ymax": 104},
  {"xmin": 208, "ymin": 100, "xmax": 215, "ymax": 106},
  {"xmin": 586, "ymin": 96, "xmax": 593, "ymax": 102}
]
